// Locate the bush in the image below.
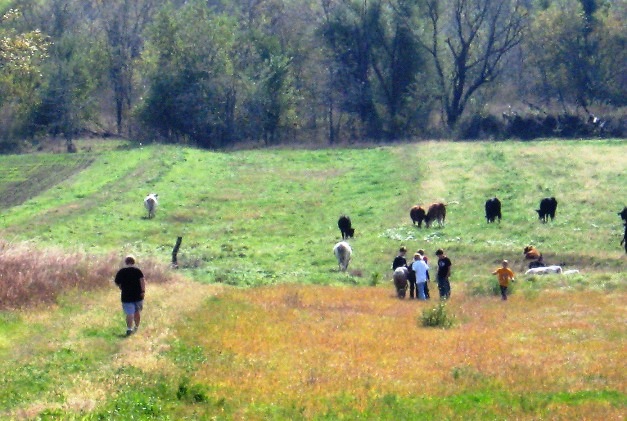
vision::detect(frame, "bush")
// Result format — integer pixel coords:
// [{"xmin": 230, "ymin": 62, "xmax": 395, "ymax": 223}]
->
[{"xmin": 420, "ymin": 301, "xmax": 456, "ymax": 329}]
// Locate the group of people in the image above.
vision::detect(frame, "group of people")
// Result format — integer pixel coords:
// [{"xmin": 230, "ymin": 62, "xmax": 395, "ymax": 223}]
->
[
  {"xmin": 391, "ymin": 247, "xmax": 452, "ymax": 300},
  {"xmin": 392, "ymin": 247, "xmax": 516, "ymax": 301}
]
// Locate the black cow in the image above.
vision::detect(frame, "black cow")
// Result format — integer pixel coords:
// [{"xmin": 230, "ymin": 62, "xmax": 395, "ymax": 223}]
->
[
  {"xmin": 337, "ymin": 215, "xmax": 354, "ymax": 239},
  {"xmin": 536, "ymin": 197, "xmax": 558, "ymax": 222},
  {"xmin": 618, "ymin": 207, "xmax": 627, "ymax": 223},
  {"xmin": 410, "ymin": 205, "xmax": 426, "ymax": 227},
  {"xmin": 485, "ymin": 197, "xmax": 502, "ymax": 223}
]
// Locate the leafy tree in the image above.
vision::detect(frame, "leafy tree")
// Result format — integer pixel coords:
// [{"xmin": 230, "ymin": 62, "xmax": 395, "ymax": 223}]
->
[
  {"xmin": 24, "ymin": 0, "xmax": 104, "ymax": 151},
  {"xmin": 0, "ymin": 8, "xmax": 49, "ymax": 149},
  {"xmin": 139, "ymin": 2, "xmax": 239, "ymax": 147},
  {"xmin": 526, "ymin": 0, "xmax": 626, "ymax": 109},
  {"xmin": 96, "ymin": 0, "xmax": 156, "ymax": 136}
]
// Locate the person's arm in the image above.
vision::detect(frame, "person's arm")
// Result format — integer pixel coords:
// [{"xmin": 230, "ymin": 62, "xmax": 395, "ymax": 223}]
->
[
  {"xmin": 114, "ymin": 272, "xmax": 121, "ymax": 288},
  {"xmin": 140, "ymin": 277, "xmax": 146, "ymax": 299}
]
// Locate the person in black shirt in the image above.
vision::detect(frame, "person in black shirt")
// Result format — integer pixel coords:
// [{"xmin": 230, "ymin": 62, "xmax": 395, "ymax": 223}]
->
[
  {"xmin": 114, "ymin": 255, "xmax": 145, "ymax": 336},
  {"xmin": 392, "ymin": 246, "xmax": 407, "ymax": 270},
  {"xmin": 392, "ymin": 246, "xmax": 415, "ymax": 299},
  {"xmin": 435, "ymin": 249, "xmax": 452, "ymax": 299}
]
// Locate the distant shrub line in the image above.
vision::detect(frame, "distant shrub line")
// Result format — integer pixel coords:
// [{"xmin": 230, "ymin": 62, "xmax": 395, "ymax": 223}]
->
[{"xmin": 0, "ymin": 241, "xmax": 174, "ymax": 310}]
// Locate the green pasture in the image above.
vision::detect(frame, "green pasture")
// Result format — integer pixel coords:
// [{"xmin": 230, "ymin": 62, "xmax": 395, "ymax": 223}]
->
[
  {"xmin": 0, "ymin": 139, "xmax": 625, "ymax": 285},
  {"xmin": 0, "ymin": 139, "xmax": 625, "ymax": 419}
]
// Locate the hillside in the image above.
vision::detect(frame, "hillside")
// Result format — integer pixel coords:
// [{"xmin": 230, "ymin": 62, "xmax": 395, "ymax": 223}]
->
[
  {"xmin": 0, "ymin": 140, "xmax": 625, "ymax": 284},
  {"xmin": 0, "ymin": 139, "xmax": 625, "ymax": 419}
]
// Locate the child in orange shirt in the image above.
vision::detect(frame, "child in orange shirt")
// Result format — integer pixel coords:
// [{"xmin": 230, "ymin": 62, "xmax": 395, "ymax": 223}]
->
[{"xmin": 492, "ymin": 260, "xmax": 515, "ymax": 300}]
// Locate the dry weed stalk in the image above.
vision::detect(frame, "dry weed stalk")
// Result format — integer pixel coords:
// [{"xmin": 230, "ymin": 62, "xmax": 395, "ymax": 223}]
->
[{"xmin": 0, "ymin": 240, "xmax": 174, "ymax": 310}]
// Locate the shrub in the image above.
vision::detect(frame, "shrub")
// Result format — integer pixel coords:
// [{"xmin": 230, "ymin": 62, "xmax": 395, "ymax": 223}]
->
[{"xmin": 420, "ymin": 301, "xmax": 456, "ymax": 329}]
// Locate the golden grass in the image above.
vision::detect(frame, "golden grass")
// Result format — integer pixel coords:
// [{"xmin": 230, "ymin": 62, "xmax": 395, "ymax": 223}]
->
[{"xmin": 179, "ymin": 283, "xmax": 625, "ymax": 417}]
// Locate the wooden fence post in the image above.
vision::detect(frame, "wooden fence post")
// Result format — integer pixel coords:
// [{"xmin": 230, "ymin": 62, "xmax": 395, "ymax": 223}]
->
[{"xmin": 172, "ymin": 236, "xmax": 183, "ymax": 268}]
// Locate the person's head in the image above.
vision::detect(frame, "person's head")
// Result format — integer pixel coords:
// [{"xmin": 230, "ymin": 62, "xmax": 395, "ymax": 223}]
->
[
  {"xmin": 124, "ymin": 255, "xmax": 136, "ymax": 266},
  {"xmin": 436, "ymin": 249, "xmax": 444, "ymax": 258},
  {"xmin": 417, "ymin": 249, "xmax": 425, "ymax": 256},
  {"xmin": 414, "ymin": 253, "xmax": 422, "ymax": 261},
  {"xmin": 399, "ymin": 246, "xmax": 407, "ymax": 255},
  {"xmin": 502, "ymin": 259, "xmax": 509, "ymax": 268}
]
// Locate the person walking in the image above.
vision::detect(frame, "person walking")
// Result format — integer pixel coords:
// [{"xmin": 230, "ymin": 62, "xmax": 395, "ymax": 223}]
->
[
  {"xmin": 435, "ymin": 249, "xmax": 452, "ymax": 299},
  {"xmin": 412, "ymin": 253, "xmax": 429, "ymax": 300},
  {"xmin": 114, "ymin": 255, "xmax": 145, "ymax": 336},
  {"xmin": 492, "ymin": 259, "xmax": 516, "ymax": 300}
]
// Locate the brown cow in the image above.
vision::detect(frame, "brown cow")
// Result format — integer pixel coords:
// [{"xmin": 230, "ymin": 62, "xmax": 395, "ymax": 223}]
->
[
  {"xmin": 523, "ymin": 245, "xmax": 542, "ymax": 260},
  {"xmin": 425, "ymin": 203, "xmax": 446, "ymax": 228},
  {"xmin": 410, "ymin": 205, "xmax": 426, "ymax": 227}
]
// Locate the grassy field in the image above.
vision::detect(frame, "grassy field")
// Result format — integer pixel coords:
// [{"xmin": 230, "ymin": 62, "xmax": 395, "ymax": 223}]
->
[{"xmin": 0, "ymin": 139, "xmax": 625, "ymax": 419}]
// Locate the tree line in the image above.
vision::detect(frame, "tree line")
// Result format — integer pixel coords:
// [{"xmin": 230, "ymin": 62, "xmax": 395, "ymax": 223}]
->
[{"xmin": 0, "ymin": 0, "xmax": 624, "ymax": 152}]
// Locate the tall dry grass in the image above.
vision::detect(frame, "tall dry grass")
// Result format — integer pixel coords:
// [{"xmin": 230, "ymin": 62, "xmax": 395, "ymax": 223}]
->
[{"xmin": 0, "ymin": 241, "xmax": 175, "ymax": 310}]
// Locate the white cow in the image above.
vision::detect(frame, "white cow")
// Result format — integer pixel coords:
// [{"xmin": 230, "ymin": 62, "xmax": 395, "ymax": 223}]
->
[
  {"xmin": 144, "ymin": 193, "xmax": 158, "ymax": 219},
  {"xmin": 333, "ymin": 241, "xmax": 352, "ymax": 271},
  {"xmin": 525, "ymin": 265, "xmax": 562, "ymax": 275}
]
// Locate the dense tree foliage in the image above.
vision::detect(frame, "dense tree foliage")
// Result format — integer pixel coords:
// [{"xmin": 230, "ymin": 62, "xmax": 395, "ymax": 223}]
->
[{"xmin": 0, "ymin": 0, "xmax": 624, "ymax": 150}]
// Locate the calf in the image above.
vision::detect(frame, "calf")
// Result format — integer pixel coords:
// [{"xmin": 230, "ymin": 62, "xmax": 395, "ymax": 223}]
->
[
  {"xmin": 392, "ymin": 266, "xmax": 409, "ymax": 299},
  {"xmin": 536, "ymin": 197, "xmax": 558, "ymax": 222},
  {"xmin": 425, "ymin": 203, "xmax": 446, "ymax": 228},
  {"xmin": 523, "ymin": 245, "xmax": 542, "ymax": 260},
  {"xmin": 144, "ymin": 193, "xmax": 158, "ymax": 219},
  {"xmin": 333, "ymin": 241, "xmax": 352, "ymax": 271},
  {"xmin": 410, "ymin": 205, "xmax": 426, "ymax": 227},
  {"xmin": 525, "ymin": 265, "xmax": 562, "ymax": 275},
  {"xmin": 337, "ymin": 215, "xmax": 354, "ymax": 239},
  {"xmin": 485, "ymin": 197, "xmax": 502, "ymax": 223}
]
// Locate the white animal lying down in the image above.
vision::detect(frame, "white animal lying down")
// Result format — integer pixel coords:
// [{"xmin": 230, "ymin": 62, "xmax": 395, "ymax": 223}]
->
[
  {"xmin": 525, "ymin": 265, "xmax": 562, "ymax": 275},
  {"xmin": 333, "ymin": 241, "xmax": 352, "ymax": 271},
  {"xmin": 525, "ymin": 266, "xmax": 581, "ymax": 276}
]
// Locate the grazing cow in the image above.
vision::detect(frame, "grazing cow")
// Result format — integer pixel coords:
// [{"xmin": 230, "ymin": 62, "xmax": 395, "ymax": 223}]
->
[
  {"xmin": 392, "ymin": 266, "xmax": 409, "ymax": 299},
  {"xmin": 536, "ymin": 197, "xmax": 558, "ymax": 222},
  {"xmin": 333, "ymin": 241, "xmax": 352, "ymax": 271},
  {"xmin": 485, "ymin": 197, "xmax": 502, "ymax": 223},
  {"xmin": 523, "ymin": 245, "xmax": 542, "ymax": 260},
  {"xmin": 144, "ymin": 193, "xmax": 158, "ymax": 219},
  {"xmin": 337, "ymin": 215, "xmax": 354, "ymax": 239},
  {"xmin": 525, "ymin": 265, "xmax": 563, "ymax": 275},
  {"xmin": 410, "ymin": 205, "xmax": 426, "ymax": 227},
  {"xmin": 618, "ymin": 207, "xmax": 627, "ymax": 223},
  {"xmin": 425, "ymin": 203, "xmax": 446, "ymax": 228}
]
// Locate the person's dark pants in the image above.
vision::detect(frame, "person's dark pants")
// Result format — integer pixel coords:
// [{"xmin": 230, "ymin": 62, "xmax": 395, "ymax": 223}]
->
[
  {"xmin": 437, "ymin": 277, "xmax": 450, "ymax": 299},
  {"xmin": 424, "ymin": 281, "xmax": 430, "ymax": 299},
  {"xmin": 407, "ymin": 273, "xmax": 416, "ymax": 298},
  {"xmin": 500, "ymin": 285, "xmax": 508, "ymax": 300}
]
